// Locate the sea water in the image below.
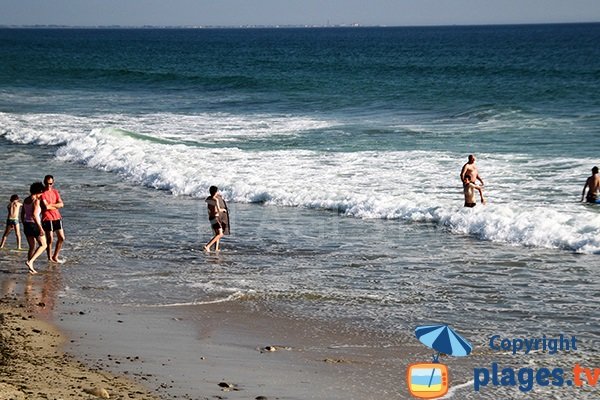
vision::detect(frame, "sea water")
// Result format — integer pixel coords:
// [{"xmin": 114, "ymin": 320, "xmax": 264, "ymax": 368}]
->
[{"xmin": 0, "ymin": 25, "xmax": 599, "ymax": 382}]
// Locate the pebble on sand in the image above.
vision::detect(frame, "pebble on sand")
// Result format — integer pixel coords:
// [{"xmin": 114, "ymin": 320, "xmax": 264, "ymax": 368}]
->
[{"xmin": 83, "ymin": 387, "xmax": 111, "ymax": 398}]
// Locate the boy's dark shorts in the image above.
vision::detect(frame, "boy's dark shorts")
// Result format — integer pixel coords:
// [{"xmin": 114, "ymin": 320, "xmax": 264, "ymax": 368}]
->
[{"xmin": 211, "ymin": 221, "xmax": 227, "ymax": 234}]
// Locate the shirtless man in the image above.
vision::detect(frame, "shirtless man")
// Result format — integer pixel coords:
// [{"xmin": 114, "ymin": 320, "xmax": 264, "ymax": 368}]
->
[
  {"xmin": 463, "ymin": 174, "xmax": 486, "ymax": 207},
  {"xmin": 203, "ymin": 186, "xmax": 228, "ymax": 252},
  {"xmin": 460, "ymin": 154, "xmax": 484, "ymax": 186},
  {"xmin": 581, "ymin": 166, "xmax": 600, "ymax": 203}
]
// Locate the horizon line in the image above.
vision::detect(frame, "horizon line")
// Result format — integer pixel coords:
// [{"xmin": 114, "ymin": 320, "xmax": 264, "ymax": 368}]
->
[{"xmin": 1, "ymin": 21, "xmax": 599, "ymax": 30}]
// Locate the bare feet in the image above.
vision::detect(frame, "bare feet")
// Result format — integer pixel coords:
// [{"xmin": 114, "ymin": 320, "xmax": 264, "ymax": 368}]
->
[
  {"xmin": 203, "ymin": 245, "xmax": 210, "ymax": 252},
  {"xmin": 51, "ymin": 258, "xmax": 66, "ymax": 264},
  {"xmin": 26, "ymin": 261, "xmax": 38, "ymax": 274}
]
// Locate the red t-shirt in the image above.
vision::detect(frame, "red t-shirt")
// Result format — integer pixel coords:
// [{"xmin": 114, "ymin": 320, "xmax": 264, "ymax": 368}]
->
[{"xmin": 41, "ymin": 188, "xmax": 62, "ymax": 221}]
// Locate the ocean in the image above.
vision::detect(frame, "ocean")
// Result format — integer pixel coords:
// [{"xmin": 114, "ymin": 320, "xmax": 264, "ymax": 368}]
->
[{"xmin": 0, "ymin": 24, "xmax": 599, "ymax": 397}]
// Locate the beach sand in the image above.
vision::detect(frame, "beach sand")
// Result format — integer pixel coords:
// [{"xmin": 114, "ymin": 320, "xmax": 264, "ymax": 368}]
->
[
  {"xmin": 1, "ymin": 272, "xmax": 469, "ymax": 400},
  {"xmin": 55, "ymin": 296, "xmax": 435, "ymax": 399},
  {"xmin": 0, "ymin": 294, "xmax": 159, "ymax": 400}
]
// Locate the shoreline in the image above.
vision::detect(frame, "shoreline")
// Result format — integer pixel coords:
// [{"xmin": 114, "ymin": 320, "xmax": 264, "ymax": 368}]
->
[
  {"xmin": 1, "ymin": 273, "xmax": 439, "ymax": 400},
  {"xmin": 57, "ymin": 295, "xmax": 434, "ymax": 399},
  {"xmin": 0, "ymin": 264, "xmax": 479, "ymax": 400},
  {"xmin": 0, "ymin": 293, "xmax": 159, "ymax": 400}
]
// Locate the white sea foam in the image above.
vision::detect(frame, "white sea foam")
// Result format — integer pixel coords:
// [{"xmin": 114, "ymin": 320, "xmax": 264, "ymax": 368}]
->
[
  {"xmin": 142, "ymin": 291, "xmax": 246, "ymax": 307},
  {"xmin": 2, "ymin": 111, "xmax": 599, "ymax": 253}
]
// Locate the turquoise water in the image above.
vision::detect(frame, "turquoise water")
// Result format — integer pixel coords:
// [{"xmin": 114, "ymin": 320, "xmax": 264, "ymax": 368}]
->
[{"xmin": 0, "ymin": 27, "xmax": 599, "ymax": 397}]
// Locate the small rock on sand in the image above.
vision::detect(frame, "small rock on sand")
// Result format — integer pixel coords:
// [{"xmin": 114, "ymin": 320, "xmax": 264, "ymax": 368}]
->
[{"xmin": 83, "ymin": 387, "xmax": 110, "ymax": 398}]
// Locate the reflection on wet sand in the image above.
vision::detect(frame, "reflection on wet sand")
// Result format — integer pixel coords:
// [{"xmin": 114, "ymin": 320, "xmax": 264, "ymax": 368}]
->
[{"xmin": 1, "ymin": 265, "xmax": 62, "ymax": 317}]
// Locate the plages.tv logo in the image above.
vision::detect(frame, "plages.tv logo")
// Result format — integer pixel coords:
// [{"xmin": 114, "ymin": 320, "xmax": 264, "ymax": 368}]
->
[{"xmin": 407, "ymin": 324, "xmax": 472, "ymax": 399}]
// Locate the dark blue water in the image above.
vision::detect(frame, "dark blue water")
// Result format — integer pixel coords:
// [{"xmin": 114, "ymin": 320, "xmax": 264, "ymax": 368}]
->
[{"xmin": 1, "ymin": 25, "xmax": 599, "ymax": 122}]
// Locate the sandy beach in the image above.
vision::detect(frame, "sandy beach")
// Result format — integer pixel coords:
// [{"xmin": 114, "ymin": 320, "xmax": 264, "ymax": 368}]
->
[
  {"xmin": 0, "ymin": 293, "xmax": 159, "ymax": 400},
  {"xmin": 0, "ymin": 271, "xmax": 442, "ymax": 400}
]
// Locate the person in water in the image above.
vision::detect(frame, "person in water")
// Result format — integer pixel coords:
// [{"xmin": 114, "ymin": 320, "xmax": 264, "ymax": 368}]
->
[
  {"xmin": 460, "ymin": 154, "xmax": 484, "ymax": 186},
  {"xmin": 463, "ymin": 174, "xmax": 486, "ymax": 208},
  {"xmin": 0, "ymin": 194, "xmax": 23, "ymax": 250},
  {"xmin": 204, "ymin": 186, "xmax": 228, "ymax": 252},
  {"xmin": 581, "ymin": 166, "xmax": 600, "ymax": 203}
]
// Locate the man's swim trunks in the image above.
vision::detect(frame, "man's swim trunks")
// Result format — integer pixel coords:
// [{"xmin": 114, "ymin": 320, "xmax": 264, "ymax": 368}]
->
[
  {"xmin": 42, "ymin": 219, "xmax": 63, "ymax": 232},
  {"xmin": 464, "ymin": 202, "xmax": 476, "ymax": 208},
  {"xmin": 586, "ymin": 194, "xmax": 600, "ymax": 204},
  {"xmin": 6, "ymin": 218, "xmax": 18, "ymax": 226}
]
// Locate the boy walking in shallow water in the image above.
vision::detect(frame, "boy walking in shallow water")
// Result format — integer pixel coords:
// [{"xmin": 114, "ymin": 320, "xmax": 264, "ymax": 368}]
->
[
  {"xmin": 0, "ymin": 194, "xmax": 23, "ymax": 250},
  {"xmin": 204, "ymin": 186, "xmax": 228, "ymax": 252}
]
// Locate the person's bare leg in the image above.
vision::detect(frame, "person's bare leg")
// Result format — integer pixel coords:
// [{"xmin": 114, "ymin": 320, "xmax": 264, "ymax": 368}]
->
[
  {"xmin": 26, "ymin": 236, "xmax": 47, "ymax": 274},
  {"xmin": 0, "ymin": 225, "xmax": 11, "ymax": 248},
  {"xmin": 15, "ymin": 225, "xmax": 22, "ymax": 250},
  {"xmin": 26, "ymin": 236, "xmax": 36, "ymax": 260},
  {"xmin": 204, "ymin": 231, "xmax": 223, "ymax": 252},
  {"xmin": 45, "ymin": 230, "xmax": 54, "ymax": 260},
  {"xmin": 51, "ymin": 229, "xmax": 65, "ymax": 262}
]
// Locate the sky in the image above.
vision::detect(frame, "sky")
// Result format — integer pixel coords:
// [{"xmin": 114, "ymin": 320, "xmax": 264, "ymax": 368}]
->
[{"xmin": 1, "ymin": 0, "xmax": 600, "ymax": 27}]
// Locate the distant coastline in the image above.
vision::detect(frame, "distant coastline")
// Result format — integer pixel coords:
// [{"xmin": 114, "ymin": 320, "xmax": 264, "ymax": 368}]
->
[{"xmin": 0, "ymin": 21, "xmax": 599, "ymax": 30}]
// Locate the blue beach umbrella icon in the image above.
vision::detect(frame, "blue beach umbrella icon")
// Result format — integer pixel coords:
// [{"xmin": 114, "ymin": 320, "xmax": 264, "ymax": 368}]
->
[
  {"xmin": 414, "ymin": 324, "xmax": 472, "ymax": 388},
  {"xmin": 415, "ymin": 324, "xmax": 472, "ymax": 359}
]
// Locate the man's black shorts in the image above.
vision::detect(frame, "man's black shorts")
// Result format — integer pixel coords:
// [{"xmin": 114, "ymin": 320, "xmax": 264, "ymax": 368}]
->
[{"xmin": 42, "ymin": 219, "xmax": 63, "ymax": 232}]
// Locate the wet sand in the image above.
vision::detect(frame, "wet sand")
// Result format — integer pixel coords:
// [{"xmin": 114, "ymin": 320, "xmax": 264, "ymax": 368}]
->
[
  {"xmin": 57, "ymin": 297, "xmax": 433, "ymax": 399},
  {"xmin": 0, "ymin": 265, "xmax": 557, "ymax": 400},
  {"xmin": 0, "ymin": 294, "xmax": 159, "ymax": 400},
  {"xmin": 0, "ymin": 271, "xmax": 452, "ymax": 400}
]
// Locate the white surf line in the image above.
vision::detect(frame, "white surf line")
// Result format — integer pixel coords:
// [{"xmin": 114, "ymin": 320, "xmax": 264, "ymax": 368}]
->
[
  {"xmin": 440, "ymin": 379, "xmax": 474, "ymax": 398},
  {"xmin": 130, "ymin": 291, "xmax": 245, "ymax": 307}
]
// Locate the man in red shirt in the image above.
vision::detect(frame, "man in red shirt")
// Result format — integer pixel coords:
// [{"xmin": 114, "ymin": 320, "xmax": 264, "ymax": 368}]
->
[{"xmin": 41, "ymin": 175, "xmax": 65, "ymax": 263}]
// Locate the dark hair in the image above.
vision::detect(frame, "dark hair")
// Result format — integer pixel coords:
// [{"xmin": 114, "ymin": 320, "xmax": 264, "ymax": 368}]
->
[
  {"xmin": 464, "ymin": 174, "xmax": 471, "ymax": 180},
  {"xmin": 44, "ymin": 175, "xmax": 54, "ymax": 184},
  {"xmin": 593, "ymin": 166, "xmax": 599, "ymax": 174},
  {"xmin": 10, "ymin": 194, "xmax": 19, "ymax": 202},
  {"xmin": 209, "ymin": 186, "xmax": 218, "ymax": 196},
  {"xmin": 30, "ymin": 181, "xmax": 45, "ymax": 195}
]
